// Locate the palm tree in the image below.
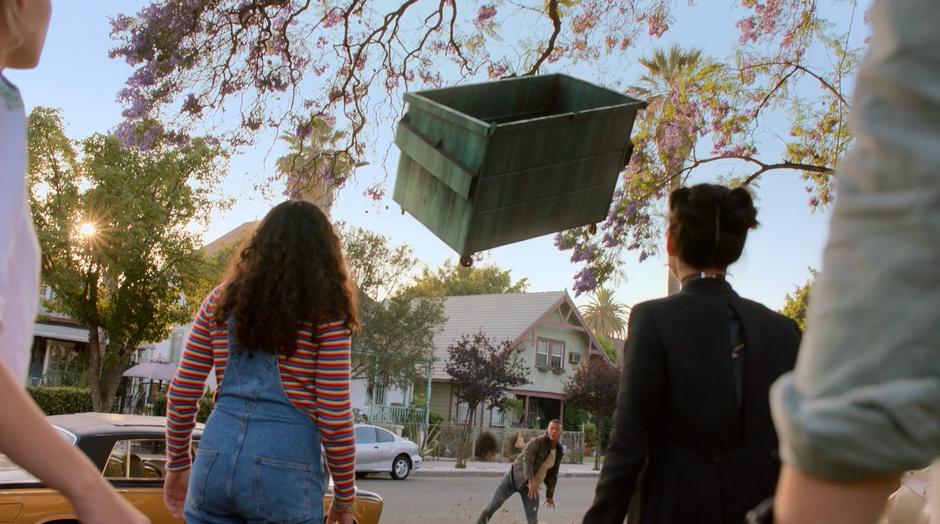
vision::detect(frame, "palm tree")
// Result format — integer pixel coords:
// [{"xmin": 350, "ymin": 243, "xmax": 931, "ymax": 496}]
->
[
  {"xmin": 580, "ymin": 287, "xmax": 629, "ymax": 339},
  {"xmin": 276, "ymin": 117, "xmax": 355, "ymax": 216},
  {"xmin": 632, "ymin": 45, "xmax": 711, "ymax": 295}
]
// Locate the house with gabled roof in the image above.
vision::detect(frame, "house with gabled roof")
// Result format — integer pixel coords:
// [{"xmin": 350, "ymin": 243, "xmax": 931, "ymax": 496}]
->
[{"xmin": 428, "ymin": 291, "xmax": 611, "ymax": 429}]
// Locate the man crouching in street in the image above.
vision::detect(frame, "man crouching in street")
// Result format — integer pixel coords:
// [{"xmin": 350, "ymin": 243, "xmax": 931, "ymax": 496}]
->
[{"xmin": 477, "ymin": 419, "xmax": 564, "ymax": 524}]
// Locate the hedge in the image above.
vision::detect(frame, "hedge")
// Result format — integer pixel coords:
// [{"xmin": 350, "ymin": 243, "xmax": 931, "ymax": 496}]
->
[
  {"xmin": 27, "ymin": 386, "xmax": 94, "ymax": 415},
  {"xmin": 151, "ymin": 390, "xmax": 214, "ymax": 423}
]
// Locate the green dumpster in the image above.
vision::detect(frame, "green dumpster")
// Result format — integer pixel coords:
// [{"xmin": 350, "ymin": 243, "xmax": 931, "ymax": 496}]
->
[{"xmin": 393, "ymin": 73, "xmax": 646, "ymax": 265}]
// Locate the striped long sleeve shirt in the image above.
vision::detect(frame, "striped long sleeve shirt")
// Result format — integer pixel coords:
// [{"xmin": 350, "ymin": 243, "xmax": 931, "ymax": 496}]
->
[{"xmin": 165, "ymin": 287, "xmax": 357, "ymax": 507}]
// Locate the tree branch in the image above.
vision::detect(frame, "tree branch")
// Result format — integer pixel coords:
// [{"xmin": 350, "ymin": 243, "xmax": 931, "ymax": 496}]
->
[
  {"xmin": 526, "ymin": 0, "xmax": 561, "ymax": 76},
  {"xmin": 743, "ymin": 60, "xmax": 850, "ymax": 108},
  {"xmin": 669, "ymin": 153, "xmax": 834, "ymax": 187}
]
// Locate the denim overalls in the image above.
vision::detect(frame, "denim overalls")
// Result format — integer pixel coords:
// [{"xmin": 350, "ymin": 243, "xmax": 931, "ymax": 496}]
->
[{"xmin": 185, "ymin": 323, "xmax": 323, "ymax": 524}]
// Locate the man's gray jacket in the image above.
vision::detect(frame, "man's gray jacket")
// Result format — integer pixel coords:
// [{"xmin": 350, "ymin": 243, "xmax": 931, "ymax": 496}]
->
[{"xmin": 510, "ymin": 434, "xmax": 563, "ymax": 498}]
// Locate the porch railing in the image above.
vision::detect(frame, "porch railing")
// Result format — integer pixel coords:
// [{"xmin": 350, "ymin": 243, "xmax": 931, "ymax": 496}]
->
[{"xmin": 365, "ymin": 402, "xmax": 426, "ymax": 425}]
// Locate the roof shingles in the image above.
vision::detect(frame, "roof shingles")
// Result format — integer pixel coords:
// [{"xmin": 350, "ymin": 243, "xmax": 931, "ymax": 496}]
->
[{"xmin": 431, "ymin": 291, "xmax": 566, "ymax": 380}]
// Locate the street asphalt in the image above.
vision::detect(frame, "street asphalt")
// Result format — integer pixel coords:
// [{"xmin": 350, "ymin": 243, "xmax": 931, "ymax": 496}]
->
[{"xmin": 359, "ymin": 475, "xmax": 599, "ymax": 524}]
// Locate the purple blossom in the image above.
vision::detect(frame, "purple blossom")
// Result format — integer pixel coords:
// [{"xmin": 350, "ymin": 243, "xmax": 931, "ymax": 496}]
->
[
  {"xmin": 554, "ymin": 232, "xmax": 572, "ymax": 250},
  {"xmin": 122, "ymin": 97, "xmax": 151, "ymax": 119},
  {"xmin": 365, "ymin": 185, "xmax": 385, "ymax": 202},
  {"xmin": 570, "ymin": 243, "xmax": 597, "ymax": 263},
  {"xmin": 475, "ymin": 5, "xmax": 497, "ymax": 29},
  {"xmin": 295, "ymin": 121, "xmax": 312, "ymax": 140},
  {"xmin": 181, "ymin": 93, "xmax": 202, "ymax": 115},
  {"xmin": 572, "ymin": 267, "xmax": 598, "ymax": 296}
]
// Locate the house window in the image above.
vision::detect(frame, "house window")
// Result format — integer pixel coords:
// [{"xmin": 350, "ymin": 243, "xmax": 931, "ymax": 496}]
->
[
  {"xmin": 536, "ymin": 338, "xmax": 565, "ymax": 371},
  {"xmin": 38, "ymin": 284, "xmax": 48, "ymax": 299},
  {"xmin": 491, "ymin": 406, "xmax": 506, "ymax": 427},
  {"xmin": 43, "ymin": 341, "xmax": 87, "ymax": 386},
  {"xmin": 535, "ymin": 339, "xmax": 549, "ymax": 368},
  {"xmin": 550, "ymin": 340, "xmax": 565, "ymax": 370},
  {"xmin": 455, "ymin": 400, "xmax": 471, "ymax": 423}
]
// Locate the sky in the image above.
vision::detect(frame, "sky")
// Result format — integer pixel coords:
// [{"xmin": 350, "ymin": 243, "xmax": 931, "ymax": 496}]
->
[{"xmin": 7, "ymin": 1, "xmax": 868, "ymax": 311}]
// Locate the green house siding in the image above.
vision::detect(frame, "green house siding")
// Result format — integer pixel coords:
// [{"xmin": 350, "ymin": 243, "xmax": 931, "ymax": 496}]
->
[{"xmin": 522, "ymin": 324, "xmax": 590, "ymax": 393}]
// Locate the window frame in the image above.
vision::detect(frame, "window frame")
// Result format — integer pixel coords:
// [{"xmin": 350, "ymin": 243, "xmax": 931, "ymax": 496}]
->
[
  {"xmin": 375, "ymin": 428, "xmax": 395, "ymax": 443},
  {"xmin": 102, "ymin": 438, "xmax": 170, "ymax": 481},
  {"xmin": 549, "ymin": 340, "xmax": 565, "ymax": 370},
  {"xmin": 536, "ymin": 337, "xmax": 565, "ymax": 371},
  {"xmin": 455, "ymin": 400, "xmax": 471, "ymax": 424},
  {"xmin": 535, "ymin": 339, "xmax": 550, "ymax": 369},
  {"xmin": 490, "ymin": 406, "xmax": 506, "ymax": 427}
]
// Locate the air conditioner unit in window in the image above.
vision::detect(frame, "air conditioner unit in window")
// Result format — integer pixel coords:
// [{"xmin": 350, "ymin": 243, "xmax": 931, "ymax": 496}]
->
[{"xmin": 568, "ymin": 352, "xmax": 582, "ymax": 364}]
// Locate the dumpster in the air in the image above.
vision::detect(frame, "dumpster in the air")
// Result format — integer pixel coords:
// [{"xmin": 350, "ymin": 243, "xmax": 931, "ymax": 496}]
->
[{"xmin": 392, "ymin": 73, "xmax": 646, "ymax": 266}]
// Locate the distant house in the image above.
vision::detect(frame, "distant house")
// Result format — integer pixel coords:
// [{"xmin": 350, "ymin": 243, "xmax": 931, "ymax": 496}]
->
[
  {"xmin": 428, "ymin": 291, "xmax": 610, "ymax": 430},
  {"xmin": 28, "ymin": 285, "xmax": 95, "ymax": 387}
]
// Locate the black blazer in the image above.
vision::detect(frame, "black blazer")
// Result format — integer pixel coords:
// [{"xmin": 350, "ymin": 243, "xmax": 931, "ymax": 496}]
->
[{"xmin": 583, "ymin": 278, "xmax": 800, "ymax": 524}]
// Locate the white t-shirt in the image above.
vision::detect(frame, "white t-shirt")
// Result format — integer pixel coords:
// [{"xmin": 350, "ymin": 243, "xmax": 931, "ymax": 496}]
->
[{"xmin": 0, "ymin": 73, "xmax": 40, "ymax": 383}]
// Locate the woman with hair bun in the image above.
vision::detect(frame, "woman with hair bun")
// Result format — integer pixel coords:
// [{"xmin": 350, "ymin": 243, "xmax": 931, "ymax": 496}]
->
[{"xmin": 583, "ymin": 183, "xmax": 801, "ymax": 524}]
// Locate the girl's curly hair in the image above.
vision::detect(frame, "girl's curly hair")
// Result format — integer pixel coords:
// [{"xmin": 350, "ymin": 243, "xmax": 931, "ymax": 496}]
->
[{"xmin": 218, "ymin": 200, "xmax": 358, "ymax": 355}]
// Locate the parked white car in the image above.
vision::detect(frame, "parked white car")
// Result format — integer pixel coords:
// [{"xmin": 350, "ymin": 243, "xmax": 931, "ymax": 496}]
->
[{"xmin": 354, "ymin": 424, "xmax": 423, "ymax": 480}]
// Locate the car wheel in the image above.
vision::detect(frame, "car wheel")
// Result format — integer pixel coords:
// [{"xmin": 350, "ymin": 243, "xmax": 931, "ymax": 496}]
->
[
  {"xmin": 390, "ymin": 454, "xmax": 411, "ymax": 480},
  {"xmin": 355, "ymin": 471, "xmax": 370, "ymax": 479}
]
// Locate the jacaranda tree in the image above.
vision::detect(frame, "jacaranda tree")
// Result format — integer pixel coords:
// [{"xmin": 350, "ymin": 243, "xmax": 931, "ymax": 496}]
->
[{"xmin": 110, "ymin": 0, "xmax": 864, "ymax": 293}]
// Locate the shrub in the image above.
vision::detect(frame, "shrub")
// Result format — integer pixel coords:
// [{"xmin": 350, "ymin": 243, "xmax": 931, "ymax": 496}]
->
[
  {"xmin": 504, "ymin": 430, "xmax": 526, "ymax": 460},
  {"xmin": 474, "ymin": 430, "xmax": 499, "ymax": 461},
  {"xmin": 151, "ymin": 391, "xmax": 167, "ymax": 416},
  {"xmin": 149, "ymin": 390, "xmax": 212, "ymax": 422},
  {"xmin": 582, "ymin": 421, "xmax": 598, "ymax": 449},
  {"xmin": 27, "ymin": 386, "xmax": 93, "ymax": 415},
  {"xmin": 196, "ymin": 390, "xmax": 214, "ymax": 423}
]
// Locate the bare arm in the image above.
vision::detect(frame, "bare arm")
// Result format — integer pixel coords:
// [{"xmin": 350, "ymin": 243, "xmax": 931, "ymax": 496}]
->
[
  {"xmin": 774, "ymin": 465, "xmax": 900, "ymax": 524},
  {"xmin": 0, "ymin": 361, "xmax": 148, "ymax": 523}
]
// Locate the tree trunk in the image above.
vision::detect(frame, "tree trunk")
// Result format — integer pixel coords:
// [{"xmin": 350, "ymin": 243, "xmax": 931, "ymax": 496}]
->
[
  {"xmin": 87, "ymin": 324, "xmax": 107, "ymax": 412},
  {"xmin": 301, "ymin": 184, "xmax": 336, "ymax": 217},
  {"xmin": 455, "ymin": 405, "xmax": 476, "ymax": 468},
  {"xmin": 666, "ymin": 146, "xmax": 691, "ymax": 296},
  {"xmin": 87, "ymin": 326, "xmax": 130, "ymax": 412},
  {"xmin": 96, "ymin": 359, "xmax": 128, "ymax": 413}
]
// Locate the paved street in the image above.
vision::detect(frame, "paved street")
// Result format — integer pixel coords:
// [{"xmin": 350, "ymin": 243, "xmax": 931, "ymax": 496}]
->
[{"xmin": 360, "ymin": 476, "xmax": 598, "ymax": 524}]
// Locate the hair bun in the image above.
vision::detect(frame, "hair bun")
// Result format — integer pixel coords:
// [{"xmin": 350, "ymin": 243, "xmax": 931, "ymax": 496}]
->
[{"xmin": 720, "ymin": 187, "xmax": 758, "ymax": 233}]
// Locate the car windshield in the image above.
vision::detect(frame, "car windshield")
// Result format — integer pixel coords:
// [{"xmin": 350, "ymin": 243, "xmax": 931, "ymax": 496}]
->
[{"xmin": 0, "ymin": 426, "xmax": 75, "ymax": 472}]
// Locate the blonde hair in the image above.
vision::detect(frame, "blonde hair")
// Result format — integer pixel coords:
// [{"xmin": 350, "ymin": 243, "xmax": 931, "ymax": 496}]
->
[{"xmin": 0, "ymin": 0, "xmax": 24, "ymax": 49}]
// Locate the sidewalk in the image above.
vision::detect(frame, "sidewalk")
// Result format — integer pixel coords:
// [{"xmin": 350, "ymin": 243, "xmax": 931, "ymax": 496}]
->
[{"xmin": 414, "ymin": 458, "xmax": 601, "ymax": 478}]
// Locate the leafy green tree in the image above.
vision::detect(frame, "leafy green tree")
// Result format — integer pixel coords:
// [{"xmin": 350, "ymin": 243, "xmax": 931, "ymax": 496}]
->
[
  {"xmin": 596, "ymin": 333, "xmax": 621, "ymax": 364},
  {"xmin": 338, "ymin": 225, "xmax": 445, "ymax": 388},
  {"xmin": 781, "ymin": 269, "xmax": 817, "ymax": 332},
  {"xmin": 400, "ymin": 259, "xmax": 529, "ymax": 300},
  {"xmin": 580, "ymin": 288, "xmax": 629, "ymax": 339},
  {"xmin": 27, "ymin": 107, "xmax": 229, "ymax": 411}
]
